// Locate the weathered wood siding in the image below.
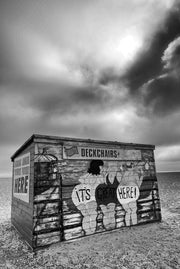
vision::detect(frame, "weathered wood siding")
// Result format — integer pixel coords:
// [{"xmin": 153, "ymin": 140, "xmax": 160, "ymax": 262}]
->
[
  {"xmin": 33, "ymin": 146, "xmax": 62, "ymax": 248},
  {"xmin": 11, "ymin": 142, "xmax": 34, "ymax": 248},
  {"xmin": 12, "ymin": 135, "xmax": 161, "ymax": 250},
  {"xmin": 33, "ymin": 139, "xmax": 161, "ymax": 244}
]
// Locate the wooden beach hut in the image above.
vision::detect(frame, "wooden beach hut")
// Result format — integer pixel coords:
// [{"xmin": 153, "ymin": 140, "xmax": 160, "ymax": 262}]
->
[{"xmin": 11, "ymin": 134, "xmax": 161, "ymax": 250}]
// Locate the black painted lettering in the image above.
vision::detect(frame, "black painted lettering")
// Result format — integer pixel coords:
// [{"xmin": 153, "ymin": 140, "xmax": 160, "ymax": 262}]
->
[
  {"xmin": 126, "ymin": 187, "xmax": 130, "ymax": 198},
  {"xmin": 130, "ymin": 187, "xmax": 133, "ymax": 198},
  {"xmin": 76, "ymin": 191, "xmax": 81, "ymax": 202},
  {"xmin": 19, "ymin": 177, "xmax": 22, "ymax": 193},
  {"xmin": 21, "ymin": 177, "xmax": 25, "ymax": 193},
  {"xmin": 86, "ymin": 189, "xmax": 91, "ymax": 200},
  {"xmin": 24, "ymin": 176, "xmax": 28, "ymax": 193},
  {"xmin": 79, "ymin": 189, "xmax": 84, "ymax": 201},
  {"xmin": 118, "ymin": 188, "xmax": 123, "ymax": 199},
  {"xmin": 18, "ymin": 178, "xmax": 21, "ymax": 192},
  {"xmin": 89, "ymin": 149, "xmax": 93, "ymax": 157},
  {"xmin": 81, "ymin": 149, "xmax": 85, "ymax": 157},
  {"xmin": 14, "ymin": 176, "xmax": 29, "ymax": 193},
  {"xmin": 101, "ymin": 150, "xmax": 104, "ymax": 157},
  {"xmin": 113, "ymin": 150, "xmax": 117, "ymax": 158},
  {"xmin": 134, "ymin": 187, "xmax": 136, "ymax": 198},
  {"xmin": 97, "ymin": 149, "xmax": 101, "ymax": 158},
  {"xmin": 123, "ymin": 187, "xmax": 126, "ymax": 199}
]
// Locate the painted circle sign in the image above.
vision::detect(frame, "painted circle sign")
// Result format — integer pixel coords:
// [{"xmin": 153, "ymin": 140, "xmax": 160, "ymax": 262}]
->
[
  {"xmin": 116, "ymin": 185, "xmax": 140, "ymax": 204},
  {"xmin": 72, "ymin": 184, "xmax": 96, "ymax": 206}
]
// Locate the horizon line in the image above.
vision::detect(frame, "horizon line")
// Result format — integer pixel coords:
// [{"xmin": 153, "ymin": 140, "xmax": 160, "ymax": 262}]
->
[{"xmin": 0, "ymin": 170, "xmax": 180, "ymax": 179}]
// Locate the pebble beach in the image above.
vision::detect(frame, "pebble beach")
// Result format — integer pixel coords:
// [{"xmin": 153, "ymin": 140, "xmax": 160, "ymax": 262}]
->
[{"xmin": 0, "ymin": 173, "xmax": 180, "ymax": 269}]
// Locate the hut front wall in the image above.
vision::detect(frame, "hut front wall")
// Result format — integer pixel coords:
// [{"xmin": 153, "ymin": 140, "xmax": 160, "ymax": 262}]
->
[
  {"xmin": 11, "ymin": 143, "xmax": 34, "ymax": 248},
  {"xmin": 33, "ymin": 140, "xmax": 161, "ymax": 246}
]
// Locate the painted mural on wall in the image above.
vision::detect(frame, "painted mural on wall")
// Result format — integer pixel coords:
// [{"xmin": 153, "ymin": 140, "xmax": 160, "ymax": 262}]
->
[
  {"xmin": 71, "ymin": 159, "xmax": 156, "ymax": 235},
  {"xmin": 33, "ymin": 143, "xmax": 160, "ymax": 241}
]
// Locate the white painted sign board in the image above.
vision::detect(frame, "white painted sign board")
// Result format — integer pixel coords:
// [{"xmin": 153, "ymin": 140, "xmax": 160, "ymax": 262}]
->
[
  {"xmin": 13, "ymin": 152, "xmax": 30, "ymax": 203},
  {"xmin": 63, "ymin": 145, "xmax": 141, "ymax": 160}
]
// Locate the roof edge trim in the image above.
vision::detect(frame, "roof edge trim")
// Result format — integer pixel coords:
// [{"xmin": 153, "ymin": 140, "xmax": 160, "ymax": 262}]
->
[{"xmin": 11, "ymin": 134, "xmax": 155, "ymax": 161}]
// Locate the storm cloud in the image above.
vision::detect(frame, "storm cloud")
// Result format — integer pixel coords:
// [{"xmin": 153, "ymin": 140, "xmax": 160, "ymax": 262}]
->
[
  {"xmin": 0, "ymin": 0, "xmax": 180, "ymax": 175},
  {"xmin": 139, "ymin": 33, "xmax": 180, "ymax": 116},
  {"xmin": 122, "ymin": 3, "xmax": 180, "ymax": 116}
]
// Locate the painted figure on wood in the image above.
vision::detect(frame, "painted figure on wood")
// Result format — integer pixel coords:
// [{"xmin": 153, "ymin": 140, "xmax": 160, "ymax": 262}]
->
[
  {"xmin": 96, "ymin": 162, "xmax": 120, "ymax": 230},
  {"xmin": 116, "ymin": 163, "xmax": 143, "ymax": 226},
  {"xmin": 72, "ymin": 161, "xmax": 120, "ymax": 234},
  {"xmin": 34, "ymin": 145, "xmax": 158, "ymax": 236},
  {"xmin": 72, "ymin": 160, "xmax": 105, "ymax": 235},
  {"xmin": 72, "ymin": 160, "xmax": 146, "ymax": 233}
]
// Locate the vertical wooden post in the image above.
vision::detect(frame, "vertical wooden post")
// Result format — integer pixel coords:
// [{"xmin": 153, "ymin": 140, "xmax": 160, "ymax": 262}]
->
[
  {"xmin": 151, "ymin": 187, "xmax": 157, "ymax": 220},
  {"xmin": 59, "ymin": 172, "xmax": 64, "ymax": 241}
]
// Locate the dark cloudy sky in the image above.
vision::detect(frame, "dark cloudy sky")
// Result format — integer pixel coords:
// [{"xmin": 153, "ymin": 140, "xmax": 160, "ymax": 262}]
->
[{"xmin": 1, "ymin": 0, "xmax": 180, "ymax": 176}]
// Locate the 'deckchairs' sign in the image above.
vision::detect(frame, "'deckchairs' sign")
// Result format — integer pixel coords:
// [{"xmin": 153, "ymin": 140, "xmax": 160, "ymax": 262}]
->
[
  {"xmin": 63, "ymin": 145, "xmax": 141, "ymax": 160},
  {"xmin": 13, "ymin": 152, "xmax": 30, "ymax": 203}
]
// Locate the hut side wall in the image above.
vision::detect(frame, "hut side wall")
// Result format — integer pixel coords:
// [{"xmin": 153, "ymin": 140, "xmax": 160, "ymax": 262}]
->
[
  {"xmin": 11, "ymin": 142, "xmax": 34, "ymax": 248},
  {"xmin": 33, "ymin": 139, "xmax": 161, "ymax": 245}
]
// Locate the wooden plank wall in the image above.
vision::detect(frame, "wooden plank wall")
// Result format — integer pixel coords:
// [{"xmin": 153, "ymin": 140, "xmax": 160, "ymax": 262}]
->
[
  {"xmin": 61, "ymin": 160, "xmax": 89, "ymax": 240},
  {"xmin": 11, "ymin": 143, "xmax": 34, "ymax": 248},
  {"xmin": 59, "ymin": 142, "xmax": 161, "ymax": 241},
  {"xmin": 33, "ymin": 140, "xmax": 161, "ymax": 246},
  {"xmin": 33, "ymin": 161, "xmax": 62, "ymax": 249},
  {"xmin": 60, "ymin": 162, "xmax": 161, "ymax": 240}
]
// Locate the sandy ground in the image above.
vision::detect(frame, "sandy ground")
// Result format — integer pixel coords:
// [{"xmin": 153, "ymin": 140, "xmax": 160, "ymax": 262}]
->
[{"xmin": 0, "ymin": 176, "xmax": 180, "ymax": 269}]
